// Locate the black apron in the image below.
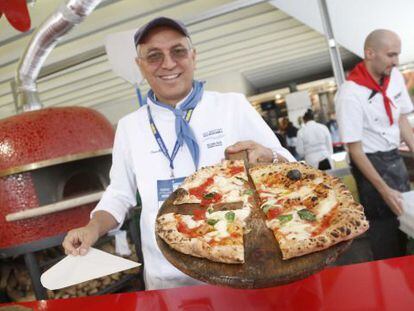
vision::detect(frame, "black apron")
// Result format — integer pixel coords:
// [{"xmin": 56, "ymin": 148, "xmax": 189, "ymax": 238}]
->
[
  {"xmin": 351, "ymin": 149, "xmax": 409, "ymax": 260},
  {"xmin": 351, "ymin": 149, "xmax": 410, "ymax": 220}
]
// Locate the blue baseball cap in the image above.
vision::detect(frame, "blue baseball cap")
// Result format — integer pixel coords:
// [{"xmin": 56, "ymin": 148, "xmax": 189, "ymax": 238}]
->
[{"xmin": 133, "ymin": 17, "xmax": 190, "ymax": 47}]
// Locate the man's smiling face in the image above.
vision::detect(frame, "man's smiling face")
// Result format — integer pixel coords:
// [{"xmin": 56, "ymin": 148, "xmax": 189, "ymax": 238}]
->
[{"xmin": 136, "ymin": 26, "xmax": 196, "ymax": 106}]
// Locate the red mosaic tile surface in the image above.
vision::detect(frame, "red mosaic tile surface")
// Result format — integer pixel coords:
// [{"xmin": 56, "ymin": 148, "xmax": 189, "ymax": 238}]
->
[
  {"xmin": 0, "ymin": 107, "xmax": 114, "ymax": 171},
  {"xmin": 0, "ymin": 107, "xmax": 115, "ymax": 249}
]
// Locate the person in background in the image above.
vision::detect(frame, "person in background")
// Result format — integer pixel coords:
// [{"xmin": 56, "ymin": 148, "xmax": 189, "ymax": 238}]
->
[
  {"xmin": 335, "ymin": 29, "xmax": 414, "ymax": 260},
  {"xmin": 285, "ymin": 121, "xmax": 299, "ymax": 159},
  {"xmin": 296, "ymin": 109, "xmax": 333, "ymax": 170},
  {"xmin": 62, "ymin": 16, "xmax": 294, "ymax": 290},
  {"xmin": 326, "ymin": 112, "xmax": 344, "ymax": 153}
]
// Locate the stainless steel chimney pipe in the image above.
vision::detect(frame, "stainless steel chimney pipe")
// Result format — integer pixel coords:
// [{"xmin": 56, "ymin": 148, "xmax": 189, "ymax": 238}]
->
[{"xmin": 15, "ymin": 0, "xmax": 102, "ymax": 112}]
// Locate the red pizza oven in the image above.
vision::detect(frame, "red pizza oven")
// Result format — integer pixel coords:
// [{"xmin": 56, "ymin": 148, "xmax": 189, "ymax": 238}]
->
[{"xmin": 0, "ymin": 107, "xmax": 115, "ymax": 254}]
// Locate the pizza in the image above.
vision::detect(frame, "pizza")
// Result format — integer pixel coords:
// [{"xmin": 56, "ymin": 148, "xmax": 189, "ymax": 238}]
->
[
  {"xmin": 249, "ymin": 162, "xmax": 369, "ymax": 259},
  {"xmin": 156, "ymin": 203, "xmax": 251, "ymax": 263},
  {"xmin": 156, "ymin": 160, "xmax": 369, "ymax": 263},
  {"xmin": 173, "ymin": 160, "xmax": 251, "ymax": 206}
]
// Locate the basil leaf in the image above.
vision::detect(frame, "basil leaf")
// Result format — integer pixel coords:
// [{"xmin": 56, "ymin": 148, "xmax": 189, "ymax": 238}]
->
[
  {"xmin": 225, "ymin": 211, "xmax": 235, "ymax": 222},
  {"xmin": 278, "ymin": 214, "xmax": 293, "ymax": 225},
  {"xmin": 262, "ymin": 204, "xmax": 273, "ymax": 214},
  {"xmin": 207, "ymin": 219, "xmax": 219, "ymax": 226},
  {"xmin": 297, "ymin": 209, "xmax": 316, "ymax": 222},
  {"xmin": 243, "ymin": 189, "xmax": 254, "ymax": 195},
  {"xmin": 203, "ymin": 192, "xmax": 216, "ymax": 199},
  {"xmin": 207, "ymin": 207, "xmax": 214, "ymax": 214}
]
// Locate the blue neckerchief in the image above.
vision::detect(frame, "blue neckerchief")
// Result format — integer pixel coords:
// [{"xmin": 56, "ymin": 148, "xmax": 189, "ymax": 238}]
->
[{"xmin": 146, "ymin": 80, "xmax": 204, "ymax": 173}]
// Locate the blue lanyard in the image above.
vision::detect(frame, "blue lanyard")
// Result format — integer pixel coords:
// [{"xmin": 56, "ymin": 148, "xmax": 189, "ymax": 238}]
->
[{"xmin": 147, "ymin": 105, "xmax": 194, "ymax": 177}]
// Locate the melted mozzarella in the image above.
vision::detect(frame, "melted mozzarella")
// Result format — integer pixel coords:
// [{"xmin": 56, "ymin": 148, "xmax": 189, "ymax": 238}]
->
[
  {"xmin": 181, "ymin": 169, "xmax": 213, "ymax": 189},
  {"xmin": 204, "ymin": 208, "xmax": 251, "ymax": 241},
  {"xmin": 268, "ymin": 209, "xmax": 312, "ymax": 240},
  {"xmin": 284, "ymin": 186, "xmax": 313, "ymax": 200},
  {"xmin": 212, "ymin": 176, "xmax": 245, "ymax": 193},
  {"xmin": 207, "ymin": 209, "xmax": 250, "ymax": 223},
  {"xmin": 214, "ymin": 220, "xmax": 229, "ymax": 237},
  {"xmin": 316, "ymin": 190, "xmax": 337, "ymax": 219},
  {"xmin": 279, "ymin": 212, "xmax": 312, "ymax": 239},
  {"xmin": 225, "ymin": 189, "xmax": 243, "ymax": 201},
  {"xmin": 204, "ymin": 219, "xmax": 229, "ymax": 241},
  {"xmin": 162, "ymin": 213, "xmax": 175, "ymax": 222},
  {"xmin": 181, "ymin": 215, "xmax": 204, "ymax": 229}
]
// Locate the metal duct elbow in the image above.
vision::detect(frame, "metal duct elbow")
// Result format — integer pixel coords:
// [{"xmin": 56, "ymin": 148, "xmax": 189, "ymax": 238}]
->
[{"xmin": 15, "ymin": 0, "xmax": 102, "ymax": 113}]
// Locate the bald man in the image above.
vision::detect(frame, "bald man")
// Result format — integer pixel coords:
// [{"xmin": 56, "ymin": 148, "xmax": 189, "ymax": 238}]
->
[{"xmin": 335, "ymin": 29, "xmax": 414, "ymax": 260}]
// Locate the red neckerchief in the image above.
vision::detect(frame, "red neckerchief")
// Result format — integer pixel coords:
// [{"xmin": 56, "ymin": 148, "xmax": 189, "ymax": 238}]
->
[{"xmin": 347, "ymin": 61, "xmax": 395, "ymax": 125}]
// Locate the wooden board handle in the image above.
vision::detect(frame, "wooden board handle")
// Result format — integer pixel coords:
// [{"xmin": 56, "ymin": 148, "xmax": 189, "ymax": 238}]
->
[{"xmin": 5, "ymin": 191, "xmax": 104, "ymax": 222}]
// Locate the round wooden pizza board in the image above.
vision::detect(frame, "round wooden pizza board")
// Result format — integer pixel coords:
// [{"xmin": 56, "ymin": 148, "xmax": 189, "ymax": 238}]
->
[{"xmin": 156, "ymin": 191, "xmax": 352, "ymax": 289}]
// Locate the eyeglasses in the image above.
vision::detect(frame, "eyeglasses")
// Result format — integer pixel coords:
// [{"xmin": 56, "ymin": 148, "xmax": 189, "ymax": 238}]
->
[{"xmin": 139, "ymin": 46, "xmax": 192, "ymax": 65}]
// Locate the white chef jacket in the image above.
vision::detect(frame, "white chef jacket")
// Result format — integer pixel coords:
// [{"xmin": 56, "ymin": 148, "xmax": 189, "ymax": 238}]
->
[
  {"xmin": 296, "ymin": 120, "xmax": 333, "ymax": 168},
  {"xmin": 335, "ymin": 68, "xmax": 413, "ymax": 153},
  {"xmin": 93, "ymin": 90, "xmax": 295, "ymax": 290}
]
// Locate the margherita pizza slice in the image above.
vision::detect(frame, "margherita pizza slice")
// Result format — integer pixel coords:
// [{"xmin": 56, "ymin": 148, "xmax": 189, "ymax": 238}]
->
[
  {"xmin": 156, "ymin": 204, "xmax": 251, "ymax": 263},
  {"xmin": 250, "ymin": 162, "xmax": 369, "ymax": 259},
  {"xmin": 173, "ymin": 160, "xmax": 251, "ymax": 206}
]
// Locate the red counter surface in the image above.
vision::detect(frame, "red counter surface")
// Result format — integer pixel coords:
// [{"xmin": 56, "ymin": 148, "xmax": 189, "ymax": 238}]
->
[{"xmin": 2, "ymin": 255, "xmax": 414, "ymax": 311}]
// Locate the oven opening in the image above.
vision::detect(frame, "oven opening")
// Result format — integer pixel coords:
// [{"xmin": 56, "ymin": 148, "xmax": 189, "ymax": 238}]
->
[{"xmin": 62, "ymin": 171, "xmax": 105, "ymax": 199}]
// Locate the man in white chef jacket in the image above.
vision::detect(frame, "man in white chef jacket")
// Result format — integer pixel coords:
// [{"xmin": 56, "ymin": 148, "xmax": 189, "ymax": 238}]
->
[
  {"xmin": 62, "ymin": 16, "xmax": 295, "ymax": 290},
  {"xmin": 335, "ymin": 29, "xmax": 414, "ymax": 260}
]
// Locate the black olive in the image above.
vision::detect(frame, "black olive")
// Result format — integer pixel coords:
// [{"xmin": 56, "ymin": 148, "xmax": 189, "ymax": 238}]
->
[{"xmin": 287, "ymin": 169, "xmax": 302, "ymax": 180}]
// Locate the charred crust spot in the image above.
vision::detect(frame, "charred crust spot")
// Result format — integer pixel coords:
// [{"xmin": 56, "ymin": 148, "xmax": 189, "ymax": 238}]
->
[{"xmin": 331, "ymin": 231, "xmax": 339, "ymax": 238}]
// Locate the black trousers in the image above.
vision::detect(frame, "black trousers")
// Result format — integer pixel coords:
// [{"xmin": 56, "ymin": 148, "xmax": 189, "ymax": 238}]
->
[{"xmin": 351, "ymin": 149, "xmax": 410, "ymax": 260}]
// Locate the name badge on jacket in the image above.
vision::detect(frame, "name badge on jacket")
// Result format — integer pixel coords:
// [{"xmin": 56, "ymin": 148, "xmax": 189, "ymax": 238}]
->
[{"xmin": 157, "ymin": 177, "xmax": 185, "ymax": 209}]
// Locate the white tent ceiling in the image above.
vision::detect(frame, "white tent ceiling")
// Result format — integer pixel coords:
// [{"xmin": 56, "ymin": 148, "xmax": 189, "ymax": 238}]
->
[{"xmin": 0, "ymin": 0, "xmax": 359, "ymax": 124}]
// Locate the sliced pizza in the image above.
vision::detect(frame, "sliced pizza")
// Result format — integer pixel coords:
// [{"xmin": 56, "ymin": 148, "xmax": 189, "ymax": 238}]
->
[
  {"xmin": 250, "ymin": 162, "xmax": 369, "ymax": 259},
  {"xmin": 159, "ymin": 160, "xmax": 369, "ymax": 264},
  {"xmin": 156, "ymin": 204, "xmax": 251, "ymax": 263},
  {"xmin": 173, "ymin": 160, "xmax": 251, "ymax": 206}
]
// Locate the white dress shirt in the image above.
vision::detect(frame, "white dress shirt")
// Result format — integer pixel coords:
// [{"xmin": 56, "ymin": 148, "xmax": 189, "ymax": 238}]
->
[{"xmin": 296, "ymin": 120, "xmax": 333, "ymax": 168}]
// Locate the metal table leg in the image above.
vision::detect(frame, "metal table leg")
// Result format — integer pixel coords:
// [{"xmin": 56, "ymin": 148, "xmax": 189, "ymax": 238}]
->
[{"xmin": 24, "ymin": 252, "xmax": 48, "ymax": 300}]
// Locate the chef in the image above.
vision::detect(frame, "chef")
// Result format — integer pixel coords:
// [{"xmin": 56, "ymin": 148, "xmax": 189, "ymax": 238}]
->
[
  {"xmin": 62, "ymin": 16, "xmax": 294, "ymax": 290},
  {"xmin": 336, "ymin": 29, "xmax": 414, "ymax": 259}
]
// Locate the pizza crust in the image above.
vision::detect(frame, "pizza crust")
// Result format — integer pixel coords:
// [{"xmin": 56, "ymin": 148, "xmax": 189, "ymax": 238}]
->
[{"xmin": 156, "ymin": 213, "xmax": 244, "ymax": 263}]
